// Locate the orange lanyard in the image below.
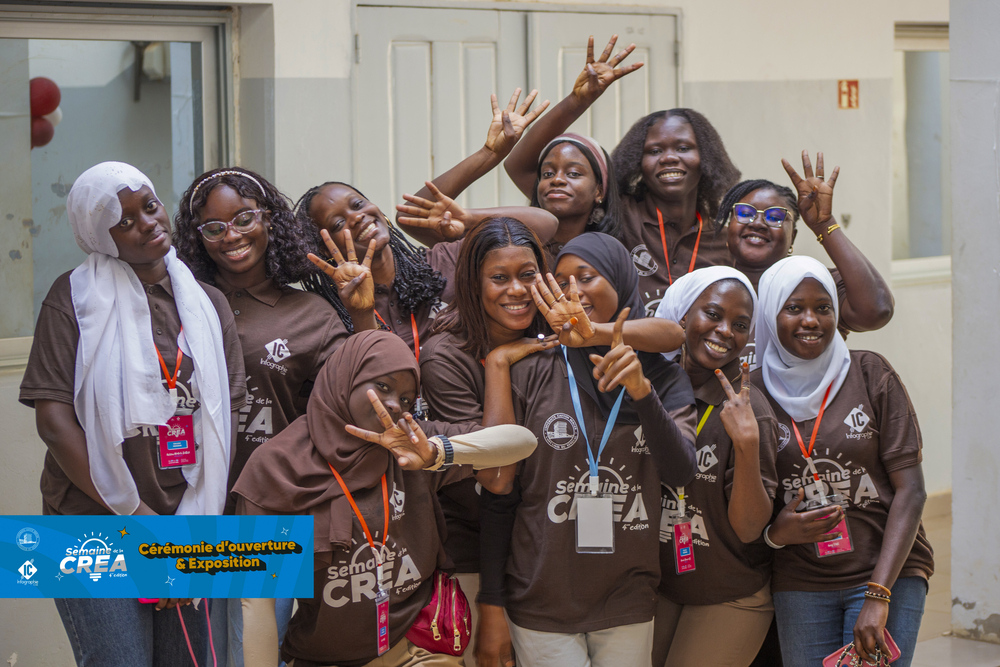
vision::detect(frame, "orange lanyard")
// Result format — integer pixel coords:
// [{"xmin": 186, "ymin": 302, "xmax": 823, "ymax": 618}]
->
[
  {"xmin": 656, "ymin": 210, "xmax": 703, "ymax": 285},
  {"xmin": 328, "ymin": 464, "xmax": 390, "ymax": 587},
  {"xmin": 790, "ymin": 382, "xmax": 834, "ymax": 487},
  {"xmin": 374, "ymin": 310, "xmax": 421, "ymax": 363},
  {"xmin": 154, "ymin": 326, "xmax": 184, "ymax": 403}
]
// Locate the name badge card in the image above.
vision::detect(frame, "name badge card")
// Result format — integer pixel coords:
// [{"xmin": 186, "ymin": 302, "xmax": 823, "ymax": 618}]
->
[
  {"xmin": 375, "ymin": 588, "xmax": 390, "ymax": 655},
  {"xmin": 158, "ymin": 414, "xmax": 196, "ymax": 468},
  {"xmin": 672, "ymin": 513, "xmax": 696, "ymax": 574},
  {"xmin": 801, "ymin": 494, "xmax": 854, "ymax": 558},
  {"xmin": 576, "ymin": 494, "xmax": 614, "ymax": 554}
]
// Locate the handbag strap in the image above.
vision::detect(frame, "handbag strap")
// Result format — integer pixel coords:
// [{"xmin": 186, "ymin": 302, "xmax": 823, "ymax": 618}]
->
[{"xmin": 837, "ymin": 642, "xmax": 885, "ymax": 667}]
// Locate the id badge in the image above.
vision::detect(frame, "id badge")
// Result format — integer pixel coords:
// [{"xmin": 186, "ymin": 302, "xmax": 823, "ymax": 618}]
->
[
  {"xmin": 672, "ymin": 514, "xmax": 696, "ymax": 574},
  {"xmin": 375, "ymin": 588, "xmax": 390, "ymax": 656},
  {"xmin": 576, "ymin": 493, "xmax": 615, "ymax": 554},
  {"xmin": 801, "ymin": 494, "xmax": 854, "ymax": 558},
  {"xmin": 157, "ymin": 414, "xmax": 196, "ymax": 469}
]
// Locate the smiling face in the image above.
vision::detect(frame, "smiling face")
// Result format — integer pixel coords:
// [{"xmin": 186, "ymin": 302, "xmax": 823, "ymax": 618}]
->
[
  {"xmin": 727, "ymin": 188, "xmax": 797, "ymax": 269},
  {"xmin": 536, "ymin": 143, "xmax": 602, "ymax": 221},
  {"xmin": 640, "ymin": 115, "xmax": 702, "ymax": 204},
  {"xmin": 308, "ymin": 183, "xmax": 391, "ymax": 256},
  {"xmin": 681, "ymin": 280, "xmax": 754, "ymax": 371},
  {"xmin": 481, "ymin": 245, "xmax": 540, "ymax": 337},
  {"xmin": 198, "ymin": 184, "xmax": 269, "ymax": 284},
  {"xmin": 554, "ymin": 254, "xmax": 619, "ymax": 324},
  {"xmin": 109, "ymin": 185, "xmax": 172, "ymax": 266},
  {"xmin": 348, "ymin": 370, "xmax": 418, "ymax": 433},
  {"xmin": 776, "ymin": 278, "xmax": 837, "ymax": 360}
]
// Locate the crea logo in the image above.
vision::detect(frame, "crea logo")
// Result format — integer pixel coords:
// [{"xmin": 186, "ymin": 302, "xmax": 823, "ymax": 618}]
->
[
  {"xmin": 16, "ymin": 527, "xmax": 40, "ymax": 552},
  {"xmin": 59, "ymin": 532, "xmax": 127, "ymax": 581}
]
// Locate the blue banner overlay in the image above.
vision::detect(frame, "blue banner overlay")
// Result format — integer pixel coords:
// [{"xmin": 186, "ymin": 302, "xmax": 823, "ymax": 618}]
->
[{"xmin": 1, "ymin": 516, "xmax": 314, "ymax": 598}]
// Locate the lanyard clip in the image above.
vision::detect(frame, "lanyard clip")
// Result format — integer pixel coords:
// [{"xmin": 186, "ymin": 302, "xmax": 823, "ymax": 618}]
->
[
  {"xmin": 589, "ymin": 475, "xmax": 600, "ymax": 496},
  {"xmin": 169, "ymin": 386, "xmax": 178, "ymax": 408},
  {"xmin": 375, "ymin": 553, "xmax": 385, "ymax": 591}
]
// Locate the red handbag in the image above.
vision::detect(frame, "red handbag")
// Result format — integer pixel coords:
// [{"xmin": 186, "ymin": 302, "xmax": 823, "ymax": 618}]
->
[
  {"xmin": 823, "ymin": 629, "xmax": 902, "ymax": 667},
  {"xmin": 406, "ymin": 571, "xmax": 471, "ymax": 655}
]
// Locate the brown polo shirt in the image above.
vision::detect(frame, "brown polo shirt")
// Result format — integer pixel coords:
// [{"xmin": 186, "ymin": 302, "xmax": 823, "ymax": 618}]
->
[
  {"xmin": 503, "ymin": 347, "xmax": 695, "ymax": 634},
  {"xmin": 419, "ymin": 331, "xmax": 486, "ymax": 572},
  {"xmin": 20, "ymin": 271, "xmax": 247, "ymax": 516},
  {"xmin": 216, "ymin": 276, "xmax": 349, "ymax": 512},
  {"xmin": 619, "ymin": 196, "xmax": 734, "ymax": 317},
  {"xmin": 657, "ymin": 360, "xmax": 780, "ymax": 605},
  {"xmin": 751, "ymin": 350, "xmax": 934, "ymax": 592},
  {"xmin": 374, "ymin": 240, "xmax": 462, "ymax": 356}
]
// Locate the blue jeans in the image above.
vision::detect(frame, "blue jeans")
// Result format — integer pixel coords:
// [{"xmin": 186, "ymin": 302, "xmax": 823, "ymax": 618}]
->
[
  {"xmin": 227, "ymin": 597, "xmax": 294, "ymax": 667},
  {"xmin": 772, "ymin": 577, "xmax": 927, "ymax": 667},
  {"xmin": 55, "ymin": 597, "xmax": 209, "ymax": 667}
]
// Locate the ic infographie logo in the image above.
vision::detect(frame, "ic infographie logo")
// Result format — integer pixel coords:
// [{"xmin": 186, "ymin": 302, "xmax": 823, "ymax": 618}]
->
[
  {"xmin": 17, "ymin": 559, "xmax": 38, "ymax": 587},
  {"xmin": 16, "ymin": 527, "xmax": 40, "ymax": 551},
  {"xmin": 60, "ymin": 532, "xmax": 128, "ymax": 582}
]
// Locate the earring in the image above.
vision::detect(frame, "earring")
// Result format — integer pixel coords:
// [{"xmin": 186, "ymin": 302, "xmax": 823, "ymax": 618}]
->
[{"xmin": 787, "ymin": 245, "xmax": 794, "ymax": 256}]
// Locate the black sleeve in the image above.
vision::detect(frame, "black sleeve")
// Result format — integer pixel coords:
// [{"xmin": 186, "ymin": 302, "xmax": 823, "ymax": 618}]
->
[
  {"xmin": 633, "ymin": 391, "xmax": 697, "ymax": 488},
  {"xmin": 477, "ymin": 477, "xmax": 522, "ymax": 606}
]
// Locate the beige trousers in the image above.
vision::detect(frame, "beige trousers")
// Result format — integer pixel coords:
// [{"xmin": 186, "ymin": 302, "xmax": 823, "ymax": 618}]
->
[
  {"xmin": 287, "ymin": 639, "xmax": 465, "ymax": 667},
  {"xmin": 652, "ymin": 584, "xmax": 774, "ymax": 667}
]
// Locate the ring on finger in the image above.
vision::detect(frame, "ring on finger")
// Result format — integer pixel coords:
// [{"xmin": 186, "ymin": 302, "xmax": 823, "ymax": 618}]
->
[{"xmin": 555, "ymin": 294, "xmax": 568, "ymax": 303}]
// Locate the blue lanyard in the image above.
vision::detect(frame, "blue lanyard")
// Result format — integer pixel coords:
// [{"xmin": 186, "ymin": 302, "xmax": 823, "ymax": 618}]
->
[{"xmin": 562, "ymin": 345, "xmax": 626, "ymax": 495}]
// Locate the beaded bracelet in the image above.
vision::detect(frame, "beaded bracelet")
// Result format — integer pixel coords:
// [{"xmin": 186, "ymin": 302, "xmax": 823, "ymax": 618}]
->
[
  {"xmin": 864, "ymin": 590, "xmax": 891, "ymax": 603},
  {"xmin": 867, "ymin": 581, "xmax": 892, "ymax": 597}
]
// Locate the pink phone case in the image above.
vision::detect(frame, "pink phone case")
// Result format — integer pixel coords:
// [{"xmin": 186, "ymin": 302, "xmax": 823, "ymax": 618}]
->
[
  {"xmin": 138, "ymin": 598, "xmax": 160, "ymax": 604},
  {"xmin": 823, "ymin": 628, "xmax": 901, "ymax": 666}
]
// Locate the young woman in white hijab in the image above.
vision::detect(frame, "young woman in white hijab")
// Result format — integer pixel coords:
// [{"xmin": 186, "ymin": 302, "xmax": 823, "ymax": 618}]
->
[
  {"xmin": 750, "ymin": 256, "xmax": 932, "ymax": 667},
  {"xmin": 651, "ymin": 267, "xmax": 780, "ymax": 667},
  {"xmin": 19, "ymin": 161, "xmax": 247, "ymax": 666}
]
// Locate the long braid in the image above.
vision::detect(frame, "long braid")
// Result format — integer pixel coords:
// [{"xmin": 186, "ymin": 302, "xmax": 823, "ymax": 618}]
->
[{"xmin": 716, "ymin": 179, "xmax": 799, "ymax": 234}]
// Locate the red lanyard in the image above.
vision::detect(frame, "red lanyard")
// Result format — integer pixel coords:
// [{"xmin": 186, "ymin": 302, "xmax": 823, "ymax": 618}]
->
[
  {"xmin": 656, "ymin": 210, "xmax": 703, "ymax": 285},
  {"xmin": 329, "ymin": 463, "xmax": 390, "ymax": 584},
  {"xmin": 374, "ymin": 310, "xmax": 421, "ymax": 364},
  {"xmin": 154, "ymin": 326, "xmax": 184, "ymax": 402},
  {"xmin": 790, "ymin": 383, "xmax": 834, "ymax": 487}
]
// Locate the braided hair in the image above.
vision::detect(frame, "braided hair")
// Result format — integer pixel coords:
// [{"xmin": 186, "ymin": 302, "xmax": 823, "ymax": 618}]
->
[
  {"xmin": 294, "ymin": 182, "xmax": 447, "ymax": 333},
  {"xmin": 716, "ymin": 179, "xmax": 799, "ymax": 234},
  {"xmin": 173, "ymin": 167, "xmax": 315, "ymax": 288},
  {"xmin": 611, "ymin": 109, "xmax": 740, "ymax": 222}
]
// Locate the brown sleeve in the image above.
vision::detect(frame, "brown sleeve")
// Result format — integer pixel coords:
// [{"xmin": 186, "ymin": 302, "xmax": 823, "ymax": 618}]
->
[
  {"xmin": 419, "ymin": 350, "xmax": 483, "ymax": 424},
  {"xmin": 19, "ymin": 274, "xmax": 79, "ymax": 408},
  {"xmin": 750, "ymin": 387, "xmax": 780, "ymax": 499},
  {"xmin": 311, "ymin": 306, "xmax": 351, "ymax": 382},
  {"xmin": 868, "ymin": 354, "xmax": 924, "ymax": 472},
  {"xmin": 236, "ymin": 496, "xmax": 286, "ymax": 516},
  {"xmin": 425, "ymin": 239, "xmax": 464, "ymax": 280},
  {"xmin": 212, "ymin": 290, "xmax": 248, "ymax": 411}
]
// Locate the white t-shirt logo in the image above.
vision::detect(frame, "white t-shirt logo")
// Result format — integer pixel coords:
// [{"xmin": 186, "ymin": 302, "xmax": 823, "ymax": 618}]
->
[
  {"xmin": 844, "ymin": 405, "xmax": 871, "ymax": 434},
  {"xmin": 696, "ymin": 444, "xmax": 719, "ymax": 473},
  {"xmin": 630, "ymin": 244, "xmax": 658, "ymax": 277},
  {"xmin": 389, "ymin": 484, "xmax": 405, "ymax": 514},
  {"xmin": 544, "ymin": 413, "xmax": 579, "ymax": 450},
  {"xmin": 265, "ymin": 338, "xmax": 291, "ymax": 363}
]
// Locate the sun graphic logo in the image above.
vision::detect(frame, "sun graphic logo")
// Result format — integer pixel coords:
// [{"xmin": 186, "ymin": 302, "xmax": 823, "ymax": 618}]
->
[{"xmin": 60, "ymin": 532, "xmax": 127, "ymax": 581}]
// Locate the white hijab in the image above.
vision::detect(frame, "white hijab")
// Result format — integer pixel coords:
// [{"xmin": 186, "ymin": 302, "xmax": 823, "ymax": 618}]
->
[
  {"xmin": 67, "ymin": 161, "xmax": 231, "ymax": 515},
  {"xmin": 654, "ymin": 266, "xmax": 758, "ymax": 361},
  {"xmin": 756, "ymin": 256, "xmax": 852, "ymax": 422}
]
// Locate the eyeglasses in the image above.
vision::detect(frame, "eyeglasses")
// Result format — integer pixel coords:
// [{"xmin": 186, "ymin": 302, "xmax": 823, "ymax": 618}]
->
[
  {"xmin": 731, "ymin": 203, "xmax": 792, "ymax": 228},
  {"xmin": 197, "ymin": 209, "xmax": 264, "ymax": 241}
]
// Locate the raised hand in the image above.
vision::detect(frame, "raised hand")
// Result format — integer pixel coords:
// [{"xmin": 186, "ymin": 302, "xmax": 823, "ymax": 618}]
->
[
  {"xmin": 571, "ymin": 35, "xmax": 644, "ymax": 106},
  {"xmin": 781, "ymin": 150, "xmax": 840, "ymax": 231},
  {"xmin": 588, "ymin": 308, "xmax": 651, "ymax": 399},
  {"xmin": 531, "ymin": 273, "xmax": 596, "ymax": 347},
  {"xmin": 716, "ymin": 363, "xmax": 759, "ymax": 452},
  {"xmin": 766, "ymin": 487, "xmax": 845, "ymax": 546},
  {"xmin": 484, "ymin": 88, "xmax": 550, "ymax": 160},
  {"xmin": 344, "ymin": 390, "xmax": 437, "ymax": 470},
  {"xmin": 396, "ymin": 181, "xmax": 467, "ymax": 240},
  {"xmin": 488, "ymin": 335, "xmax": 560, "ymax": 367},
  {"xmin": 307, "ymin": 229, "xmax": 376, "ymax": 313}
]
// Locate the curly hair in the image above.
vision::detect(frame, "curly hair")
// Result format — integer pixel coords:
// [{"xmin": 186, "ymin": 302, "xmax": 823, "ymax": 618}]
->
[
  {"xmin": 716, "ymin": 179, "xmax": 799, "ymax": 234},
  {"xmin": 529, "ymin": 141, "xmax": 624, "ymax": 242},
  {"xmin": 294, "ymin": 182, "xmax": 448, "ymax": 333},
  {"xmin": 173, "ymin": 168, "xmax": 315, "ymax": 288},
  {"xmin": 434, "ymin": 216, "xmax": 549, "ymax": 361},
  {"xmin": 610, "ymin": 109, "xmax": 741, "ymax": 221}
]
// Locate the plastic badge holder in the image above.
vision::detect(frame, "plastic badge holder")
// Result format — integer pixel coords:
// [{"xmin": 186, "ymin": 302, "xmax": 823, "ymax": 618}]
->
[
  {"xmin": 799, "ymin": 493, "xmax": 853, "ymax": 558},
  {"xmin": 576, "ymin": 493, "xmax": 615, "ymax": 554}
]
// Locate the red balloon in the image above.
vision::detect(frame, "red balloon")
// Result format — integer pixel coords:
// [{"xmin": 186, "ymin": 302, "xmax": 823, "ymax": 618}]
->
[
  {"xmin": 31, "ymin": 117, "xmax": 54, "ymax": 148},
  {"xmin": 30, "ymin": 77, "xmax": 61, "ymax": 117}
]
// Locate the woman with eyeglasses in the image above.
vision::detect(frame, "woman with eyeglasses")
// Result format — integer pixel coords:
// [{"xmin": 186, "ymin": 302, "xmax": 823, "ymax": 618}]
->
[
  {"xmin": 717, "ymin": 152, "xmax": 894, "ymax": 369},
  {"xmin": 174, "ymin": 167, "xmax": 351, "ymax": 665}
]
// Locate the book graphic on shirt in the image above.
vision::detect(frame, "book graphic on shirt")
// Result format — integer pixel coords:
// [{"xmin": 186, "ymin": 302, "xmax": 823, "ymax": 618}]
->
[
  {"xmin": 547, "ymin": 466, "xmax": 649, "ymax": 534},
  {"xmin": 543, "ymin": 413, "xmax": 579, "ymax": 450},
  {"xmin": 780, "ymin": 448, "xmax": 880, "ymax": 509},
  {"xmin": 659, "ymin": 489, "xmax": 709, "ymax": 547},
  {"xmin": 630, "ymin": 244, "xmax": 658, "ymax": 277},
  {"xmin": 843, "ymin": 405, "xmax": 872, "ymax": 438},
  {"xmin": 261, "ymin": 338, "xmax": 291, "ymax": 375}
]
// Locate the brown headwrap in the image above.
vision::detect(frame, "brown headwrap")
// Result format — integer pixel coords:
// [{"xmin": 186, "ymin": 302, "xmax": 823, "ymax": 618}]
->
[{"xmin": 233, "ymin": 330, "xmax": 419, "ymax": 552}]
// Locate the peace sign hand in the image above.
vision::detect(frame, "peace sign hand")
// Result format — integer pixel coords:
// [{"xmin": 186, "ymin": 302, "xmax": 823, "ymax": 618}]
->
[
  {"xmin": 307, "ymin": 228, "xmax": 376, "ymax": 313},
  {"xmin": 782, "ymin": 150, "xmax": 840, "ymax": 232},
  {"xmin": 587, "ymin": 308, "xmax": 651, "ymax": 400},
  {"xmin": 530, "ymin": 274, "xmax": 596, "ymax": 347},
  {"xmin": 344, "ymin": 390, "xmax": 438, "ymax": 470},
  {"xmin": 572, "ymin": 35, "xmax": 645, "ymax": 106},
  {"xmin": 716, "ymin": 363, "xmax": 759, "ymax": 452},
  {"xmin": 396, "ymin": 181, "xmax": 468, "ymax": 240},
  {"xmin": 484, "ymin": 88, "xmax": 551, "ymax": 160}
]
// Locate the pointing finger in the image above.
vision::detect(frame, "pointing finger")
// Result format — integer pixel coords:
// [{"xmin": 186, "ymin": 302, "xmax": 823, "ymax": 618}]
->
[
  {"xmin": 530, "ymin": 283, "xmax": 551, "ymax": 317},
  {"xmin": 320, "ymin": 228, "xmax": 346, "ymax": 265},
  {"xmin": 344, "ymin": 229, "xmax": 358, "ymax": 264},
  {"xmin": 505, "ymin": 87, "xmax": 522, "ymax": 112},
  {"xmin": 524, "ymin": 99, "xmax": 550, "ymax": 124},
  {"xmin": 345, "ymin": 424, "xmax": 383, "ymax": 445},
  {"xmin": 307, "ymin": 253, "xmax": 337, "ymax": 278},
  {"xmin": 741, "ymin": 362, "xmax": 750, "ymax": 395},
  {"xmin": 598, "ymin": 34, "xmax": 618, "ymax": 62},
  {"xmin": 715, "ymin": 367, "xmax": 739, "ymax": 401},
  {"xmin": 366, "ymin": 389, "xmax": 396, "ymax": 431},
  {"xmin": 815, "ymin": 152, "xmax": 825, "ymax": 180},
  {"xmin": 781, "ymin": 159, "xmax": 803, "ymax": 188},
  {"xmin": 585, "ymin": 35, "xmax": 595, "ymax": 64},
  {"xmin": 827, "ymin": 166, "xmax": 840, "ymax": 190},
  {"xmin": 611, "ymin": 307, "xmax": 629, "ymax": 348},
  {"xmin": 517, "ymin": 89, "xmax": 539, "ymax": 116},
  {"xmin": 490, "ymin": 93, "xmax": 500, "ymax": 117},
  {"xmin": 801, "ymin": 150, "xmax": 814, "ymax": 180}
]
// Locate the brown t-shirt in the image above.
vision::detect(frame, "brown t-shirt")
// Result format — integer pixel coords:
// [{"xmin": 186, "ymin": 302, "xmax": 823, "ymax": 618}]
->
[
  {"xmin": 751, "ymin": 350, "xmax": 935, "ymax": 592},
  {"xmin": 216, "ymin": 276, "xmax": 349, "ymax": 512},
  {"xmin": 619, "ymin": 196, "xmax": 734, "ymax": 317},
  {"xmin": 239, "ymin": 421, "xmax": 476, "ymax": 667},
  {"xmin": 20, "ymin": 271, "xmax": 247, "ymax": 516},
  {"xmin": 375, "ymin": 240, "xmax": 462, "ymax": 356},
  {"xmin": 504, "ymin": 347, "xmax": 694, "ymax": 633},
  {"xmin": 657, "ymin": 361, "xmax": 780, "ymax": 605},
  {"xmin": 418, "ymin": 331, "xmax": 485, "ymax": 573}
]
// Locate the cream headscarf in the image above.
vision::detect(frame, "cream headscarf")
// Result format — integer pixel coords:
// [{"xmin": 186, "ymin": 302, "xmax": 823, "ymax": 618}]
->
[
  {"xmin": 756, "ymin": 256, "xmax": 852, "ymax": 422},
  {"xmin": 67, "ymin": 161, "xmax": 232, "ymax": 515}
]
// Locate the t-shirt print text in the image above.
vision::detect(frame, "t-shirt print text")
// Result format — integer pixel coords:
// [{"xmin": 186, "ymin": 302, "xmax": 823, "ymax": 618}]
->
[
  {"xmin": 780, "ymin": 447, "xmax": 881, "ymax": 510},
  {"xmin": 260, "ymin": 338, "xmax": 291, "ymax": 376},
  {"xmin": 324, "ymin": 540, "xmax": 422, "ymax": 608},
  {"xmin": 548, "ymin": 467, "xmax": 649, "ymax": 532}
]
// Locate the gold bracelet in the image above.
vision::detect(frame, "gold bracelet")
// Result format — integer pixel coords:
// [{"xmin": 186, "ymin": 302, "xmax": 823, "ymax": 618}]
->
[
  {"xmin": 816, "ymin": 222, "xmax": 842, "ymax": 244},
  {"xmin": 867, "ymin": 581, "xmax": 892, "ymax": 597}
]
